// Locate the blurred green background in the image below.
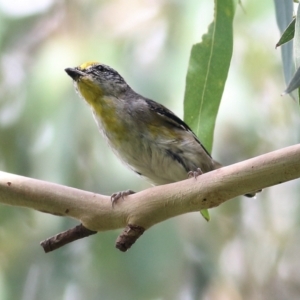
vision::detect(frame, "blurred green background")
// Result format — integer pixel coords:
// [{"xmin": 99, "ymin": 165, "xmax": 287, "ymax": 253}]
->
[{"xmin": 0, "ymin": 0, "xmax": 300, "ymax": 299}]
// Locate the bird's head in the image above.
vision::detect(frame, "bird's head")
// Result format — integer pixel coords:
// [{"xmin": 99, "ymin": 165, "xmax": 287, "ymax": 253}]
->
[{"xmin": 65, "ymin": 62, "xmax": 128, "ymax": 103}]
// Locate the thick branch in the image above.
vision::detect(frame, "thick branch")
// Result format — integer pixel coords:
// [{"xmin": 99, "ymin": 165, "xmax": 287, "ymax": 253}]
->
[{"xmin": 0, "ymin": 144, "xmax": 300, "ymax": 251}]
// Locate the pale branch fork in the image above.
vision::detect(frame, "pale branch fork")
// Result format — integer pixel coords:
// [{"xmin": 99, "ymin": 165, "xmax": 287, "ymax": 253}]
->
[{"xmin": 0, "ymin": 144, "xmax": 300, "ymax": 252}]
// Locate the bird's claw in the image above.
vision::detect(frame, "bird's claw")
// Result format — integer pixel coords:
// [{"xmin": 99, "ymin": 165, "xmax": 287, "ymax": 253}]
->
[
  {"xmin": 188, "ymin": 167, "xmax": 203, "ymax": 179},
  {"xmin": 111, "ymin": 190, "xmax": 135, "ymax": 207}
]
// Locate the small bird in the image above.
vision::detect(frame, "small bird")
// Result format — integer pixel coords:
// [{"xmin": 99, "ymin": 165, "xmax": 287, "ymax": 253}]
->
[{"xmin": 65, "ymin": 62, "xmax": 257, "ymax": 204}]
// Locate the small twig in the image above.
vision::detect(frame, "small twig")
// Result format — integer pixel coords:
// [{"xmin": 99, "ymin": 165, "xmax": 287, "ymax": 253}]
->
[
  {"xmin": 40, "ymin": 224, "xmax": 97, "ymax": 253},
  {"xmin": 115, "ymin": 224, "xmax": 145, "ymax": 252},
  {"xmin": 41, "ymin": 223, "xmax": 145, "ymax": 253}
]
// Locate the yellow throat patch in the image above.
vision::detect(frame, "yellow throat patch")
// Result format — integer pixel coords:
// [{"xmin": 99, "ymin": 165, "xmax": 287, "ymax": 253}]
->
[{"xmin": 76, "ymin": 61, "xmax": 103, "ymax": 107}]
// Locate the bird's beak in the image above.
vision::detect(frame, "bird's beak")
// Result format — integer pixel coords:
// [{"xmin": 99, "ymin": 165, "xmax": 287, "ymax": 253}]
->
[{"xmin": 65, "ymin": 68, "xmax": 86, "ymax": 81}]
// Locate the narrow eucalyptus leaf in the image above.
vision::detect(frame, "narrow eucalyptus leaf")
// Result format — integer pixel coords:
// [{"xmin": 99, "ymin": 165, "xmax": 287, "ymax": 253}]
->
[
  {"xmin": 184, "ymin": 0, "xmax": 235, "ymax": 221},
  {"xmin": 283, "ymin": 66, "xmax": 300, "ymax": 94},
  {"xmin": 276, "ymin": 18, "xmax": 295, "ymax": 48}
]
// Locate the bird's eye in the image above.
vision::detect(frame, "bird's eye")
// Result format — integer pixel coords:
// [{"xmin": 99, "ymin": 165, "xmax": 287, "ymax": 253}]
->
[{"xmin": 96, "ymin": 65, "xmax": 105, "ymax": 72}]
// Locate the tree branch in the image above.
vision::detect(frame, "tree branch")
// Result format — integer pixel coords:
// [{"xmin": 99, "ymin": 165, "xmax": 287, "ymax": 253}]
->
[
  {"xmin": 0, "ymin": 144, "xmax": 300, "ymax": 252},
  {"xmin": 40, "ymin": 224, "xmax": 97, "ymax": 253}
]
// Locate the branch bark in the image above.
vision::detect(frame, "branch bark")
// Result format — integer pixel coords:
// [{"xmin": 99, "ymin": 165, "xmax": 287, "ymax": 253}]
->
[{"xmin": 0, "ymin": 144, "xmax": 300, "ymax": 252}]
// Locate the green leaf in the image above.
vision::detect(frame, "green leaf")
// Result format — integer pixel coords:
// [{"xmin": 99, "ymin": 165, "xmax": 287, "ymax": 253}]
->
[
  {"xmin": 294, "ymin": 3, "xmax": 300, "ymax": 69},
  {"xmin": 200, "ymin": 209, "xmax": 210, "ymax": 222},
  {"xmin": 183, "ymin": 0, "xmax": 235, "ymax": 221},
  {"xmin": 283, "ymin": 66, "xmax": 300, "ymax": 94},
  {"xmin": 284, "ymin": 3, "xmax": 300, "ymax": 96},
  {"xmin": 184, "ymin": 0, "xmax": 234, "ymax": 153},
  {"xmin": 276, "ymin": 18, "xmax": 295, "ymax": 48},
  {"xmin": 274, "ymin": 0, "xmax": 295, "ymax": 99}
]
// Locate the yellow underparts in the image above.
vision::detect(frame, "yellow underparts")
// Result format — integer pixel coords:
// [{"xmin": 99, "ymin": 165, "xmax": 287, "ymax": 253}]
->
[
  {"xmin": 77, "ymin": 79, "xmax": 126, "ymax": 144},
  {"xmin": 77, "ymin": 78, "xmax": 103, "ymax": 106}
]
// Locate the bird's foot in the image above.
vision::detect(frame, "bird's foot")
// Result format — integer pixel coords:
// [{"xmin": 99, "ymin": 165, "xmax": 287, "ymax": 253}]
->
[
  {"xmin": 111, "ymin": 190, "xmax": 135, "ymax": 207},
  {"xmin": 244, "ymin": 189, "xmax": 262, "ymax": 198},
  {"xmin": 187, "ymin": 167, "xmax": 203, "ymax": 179}
]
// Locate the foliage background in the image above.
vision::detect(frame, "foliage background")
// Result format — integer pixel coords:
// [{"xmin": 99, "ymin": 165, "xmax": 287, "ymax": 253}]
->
[{"xmin": 0, "ymin": 0, "xmax": 299, "ymax": 299}]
